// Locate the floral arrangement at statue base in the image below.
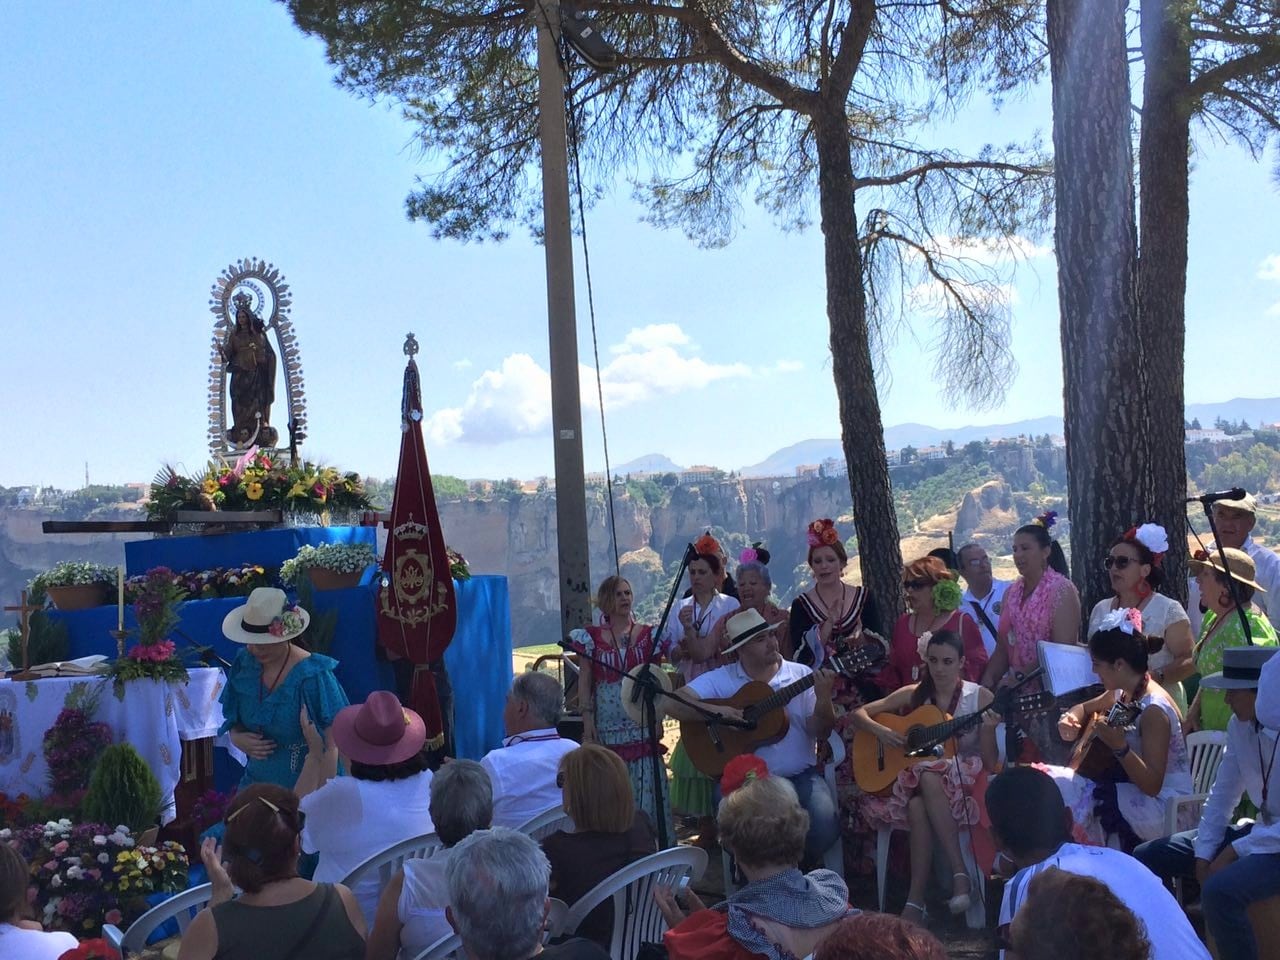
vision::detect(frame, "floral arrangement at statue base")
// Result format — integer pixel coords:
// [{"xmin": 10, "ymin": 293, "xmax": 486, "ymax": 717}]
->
[
  {"xmin": 147, "ymin": 447, "xmax": 372, "ymax": 521},
  {"xmin": 44, "ymin": 684, "xmax": 114, "ymax": 803},
  {"xmin": 2, "ymin": 819, "xmax": 187, "ymax": 935},
  {"xmin": 125, "ymin": 563, "xmax": 271, "ymax": 602},
  {"xmin": 106, "ymin": 567, "xmax": 189, "ymax": 696},
  {"xmin": 29, "ymin": 562, "xmax": 119, "ymax": 611},
  {"xmin": 279, "ymin": 542, "xmax": 376, "ymax": 590}
]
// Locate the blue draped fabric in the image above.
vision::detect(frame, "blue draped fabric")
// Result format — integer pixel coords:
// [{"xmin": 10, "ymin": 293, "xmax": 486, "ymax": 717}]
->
[
  {"xmin": 124, "ymin": 526, "xmax": 375, "ymax": 575},
  {"xmin": 49, "ymin": 574, "xmax": 512, "ymax": 762}
]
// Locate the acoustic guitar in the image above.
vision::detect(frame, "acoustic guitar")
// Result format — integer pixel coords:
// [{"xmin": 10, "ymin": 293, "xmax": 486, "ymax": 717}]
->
[
  {"xmin": 679, "ymin": 644, "xmax": 885, "ymax": 778},
  {"xmin": 1068, "ymin": 698, "xmax": 1143, "ymax": 782}
]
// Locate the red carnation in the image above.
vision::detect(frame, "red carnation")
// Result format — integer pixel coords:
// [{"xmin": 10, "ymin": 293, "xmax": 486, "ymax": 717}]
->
[{"xmin": 722, "ymin": 754, "xmax": 769, "ymax": 796}]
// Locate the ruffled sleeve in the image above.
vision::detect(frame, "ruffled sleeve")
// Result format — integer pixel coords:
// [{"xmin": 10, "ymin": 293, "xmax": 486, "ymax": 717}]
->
[
  {"xmin": 567, "ymin": 626, "xmax": 596, "ymax": 657},
  {"xmin": 295, "ymin": 655, "xmax": 348, "ymax": 734},
  {"xmin": 218, "ymin": 648, "xmax": 257, "ymax": 735}
]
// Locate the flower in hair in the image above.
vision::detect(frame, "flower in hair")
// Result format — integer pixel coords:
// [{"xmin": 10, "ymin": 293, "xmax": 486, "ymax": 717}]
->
[
  {"xmin": 739, "ymin": 547, "xmax": 759, "ymax": 565},
  {"xmin": 916, "ymin": 630, "xmax": 934, "ymax": 662},
  {"xmin": 694, "ymin": 532, "xmax": 722, "ymax": 557},
  {"xmin": 722, "ymin": 753, "xmax": 770, "ymax": 795},
  {"xmin": 807, "ymin": 518, "xmax": 838, "ymax": 547},
  {"xmin": 1035, "ymin": 510, "xmax": 1058, "ymax": 530},
  {"xmin": 932, "ymin": 578, "xmax": 962, "ymax": 613},
  {"xmin": 1097, "ymin": 606, "xmax": 1143, "ymax": 636},
  {"xmin": 1132, "ymin": 522, "xmax": 1169, "ymax": 559},
  {"xmin": 268, "ymin": 606, "xmax": 306, "ymax": 638}
]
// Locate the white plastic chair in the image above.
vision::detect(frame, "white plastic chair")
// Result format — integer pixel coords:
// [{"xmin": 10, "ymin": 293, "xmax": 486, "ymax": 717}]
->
[
  {"xmin": 408, "ymin": 897, "xmax": 568, "ymax": 959},
  {"xmin": 562, "ymin": 846, "xmax": 708, "ymax": 960},
  {"xmin": 1166, "ymin": 729, "xmax": 1228, "ymax": 834},
  {"xmin": 341, "ymin": 831, "xmax": 443, "ymax": 894},
  {"xmin": 876, "ymin": 821, "xmax": 986, "ymax": 929},
  {"xmin": 102, "ymin": 882, "xmax": 213, "ymax": 955},
  {"xmin": 721, "ymin": 731, "xmax": 847, "ymax": 895},
  {"xmin": 517, "ymin": 804, "xmax": 575, "ymax": 842}
]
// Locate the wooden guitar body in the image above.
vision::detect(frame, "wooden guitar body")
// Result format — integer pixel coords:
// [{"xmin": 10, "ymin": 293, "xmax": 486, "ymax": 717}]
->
[
  {"xmin": 679, "ymin": 681, "xmax": 790, "ymax": 777},
  {"xmin": 1067, "ymin": 701, "xmax": 1142, "ymax": 783},
  {"xmin": 851, "ymin": 704, "xmax": 957, "ymax": 795}
]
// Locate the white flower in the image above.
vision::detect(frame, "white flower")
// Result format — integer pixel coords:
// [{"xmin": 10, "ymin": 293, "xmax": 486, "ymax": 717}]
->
[
  {"xmin": 0, "ymin": 829, "xmax": 11, "ymax": 841},
  {"xmin": 93, "ymin": 835, "xmax": 107, "ymax": 845},
  {"xmin": 98, "ymin": 853, "xmax": 111, "ymax": 864},
  {"xmin": 50, "ymin": 875, "xmax": 63, "ymax": 889},
  {"xmin": 916, "ymin": 631, "xmax": 934, "ymax": 663},
  {"xmin": 1098, "ymin": 607, "xmax": 1140, "ymax": 635},
  {"xmin": 115, "ymin": 825, "xmax": 130, "ymax": 834},
  {"xmin": 1134, "ymin": 523, "xmax": 1170, "ymax": 556},
  {"xmin": 66, "ymin": 865, "xmax": 83, "ymax": 880}
]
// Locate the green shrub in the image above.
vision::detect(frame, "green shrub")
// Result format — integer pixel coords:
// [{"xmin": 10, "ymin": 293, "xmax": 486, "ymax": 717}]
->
[{"xmin": 83, "ymin": 744, "xmax": 164, "ymax": 833}]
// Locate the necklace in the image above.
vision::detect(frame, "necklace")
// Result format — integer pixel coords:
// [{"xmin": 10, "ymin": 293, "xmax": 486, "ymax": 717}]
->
[
  {"xmin": 691, "ymin": 593, "xmax": 717, "ymax": 634},
  {"xmin": 814, "ymin": 582, "xmax": 849, "ymax": 623},
  {"xmin": 1257, "ymin": 730, "xmax": 1279, "ymax": 822},
  {"xmin": 260, "ymin": 646, "xmax": 293, "ymax": 702}
]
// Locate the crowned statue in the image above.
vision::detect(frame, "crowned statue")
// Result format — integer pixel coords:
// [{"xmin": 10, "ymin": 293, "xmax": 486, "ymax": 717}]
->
[{"xmin": 221, "ymin": 292, "xmax": 279, "ymax": 448}]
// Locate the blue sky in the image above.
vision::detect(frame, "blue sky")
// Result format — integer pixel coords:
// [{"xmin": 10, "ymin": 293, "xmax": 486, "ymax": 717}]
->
[{"xmin": 2, "ymin": 2, "xmax": 1278, "ymax": 490}]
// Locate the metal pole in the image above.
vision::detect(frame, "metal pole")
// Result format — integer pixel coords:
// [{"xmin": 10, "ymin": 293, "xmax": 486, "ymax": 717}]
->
[{"xmin": 535, "ymin": 0, "xmax": 593, "ymax": 639}]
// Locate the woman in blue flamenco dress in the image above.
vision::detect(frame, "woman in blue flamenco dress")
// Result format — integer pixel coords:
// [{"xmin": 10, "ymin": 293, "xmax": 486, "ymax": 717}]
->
[{"xmin": 219, "ymin": 587, "xmax": 349, "ymax": 789}]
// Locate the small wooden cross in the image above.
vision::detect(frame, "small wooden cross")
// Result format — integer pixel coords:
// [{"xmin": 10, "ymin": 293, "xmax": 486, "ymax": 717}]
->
[{"xmin": 3, "ymin": 590, "xmax": 41, "ymax": 675}]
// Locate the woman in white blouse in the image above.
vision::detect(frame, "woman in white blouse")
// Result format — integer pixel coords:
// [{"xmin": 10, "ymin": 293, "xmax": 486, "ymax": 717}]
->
[
  {"xmin": 0, "ymin": 843, "xmax": 78, "ymax": 960},
  {"xmin": 1088, "ymin": 524, "xmax": 1194, "ymax": 713}
]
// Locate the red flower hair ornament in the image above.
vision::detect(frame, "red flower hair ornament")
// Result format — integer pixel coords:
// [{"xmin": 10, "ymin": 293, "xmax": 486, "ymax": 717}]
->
[
  {"xmin": 722, "ymin": 754, "xmax": 770, "ymax": 795},
  {"xmin": 694, "ymin": 532, "xmax": 723, "ymax": 557},
  {"xmin": 807, "ymin": 518, "xmax": 840, "ymax": 547}
]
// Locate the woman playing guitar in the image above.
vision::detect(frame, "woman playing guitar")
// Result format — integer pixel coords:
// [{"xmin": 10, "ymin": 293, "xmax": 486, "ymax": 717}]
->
[
  {"xmin": 851, "ymin": 630, "xmax": 1001, "ymax": 923},
  {"xmin": 1042, "ymin": 608, "xmax": 1193, "ymax": 850}
]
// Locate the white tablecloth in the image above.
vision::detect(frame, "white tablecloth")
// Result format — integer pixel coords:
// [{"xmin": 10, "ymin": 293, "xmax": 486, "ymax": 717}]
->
[{"xmin": 0, "ymin": 668, "xmax": 228, "ymax": 823}]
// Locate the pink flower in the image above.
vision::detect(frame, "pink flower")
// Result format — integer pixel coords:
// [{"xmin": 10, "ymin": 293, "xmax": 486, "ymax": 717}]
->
[
  {"xmin": 739, "ymin": 547, "xmax": 758, "ymax": 565},
  {"xmin": 44, "ymin": 860, "xmax": 57, "ymax": 872},
  {"xmin": 105, "ymin": 908, "xmax": 123, "ymax": 925},
  {"xmin": 52, "ymin": 840, "xmax": 69, "ymax": 855},
  {"xmin": 268, "ymin": 620, "xmax": 285, "ymax": 637}
]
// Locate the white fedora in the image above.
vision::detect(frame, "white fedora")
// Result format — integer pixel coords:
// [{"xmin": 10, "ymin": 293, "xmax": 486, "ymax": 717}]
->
[
  {"xmin": 619, "ymin": 663, "xmax": 674, "ymax": 727},
  {"xmin": 222, "ymin": 587, "xmax": 310, "ymax": 645},
  {"xmin": 721, "ymin": 608, "xmax": 783, "ymax": 656}
]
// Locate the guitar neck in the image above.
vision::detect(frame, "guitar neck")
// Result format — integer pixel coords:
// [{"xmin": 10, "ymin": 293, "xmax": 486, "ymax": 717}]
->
[
  {"xmin": 753, "ymin": 673, "xmax": 816, "ymax": 715},
  {"xmin": 912, "ymin": 710, "xmax": 984, "ymax": 749}
]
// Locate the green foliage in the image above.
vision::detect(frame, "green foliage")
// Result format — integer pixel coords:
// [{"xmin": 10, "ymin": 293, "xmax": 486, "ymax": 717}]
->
[
  {"xmin": 279, "ymin": 543, "xmax": 377, "ymax": 587},
  {"xmin": 6, "ymin": 611, "xmax": 69, "ymax": 668},
  {"xmin": 31, "ymin": 561, "xmax": 116, "ymax": 592},
  {"xmin": 366, "ymin": 474, "xmax": 470, "ymax": 508},
  {"xmin": 625, "ymin": 478, "xmax": 668, "ymax": 508},
  {"xmin": 82, "ymin": 744, "xmax": 164, "ymax": 833},
  {"xmin": 492, "ymin": 478, "xmax": 523, "ymax": 499},
  {"xmin": 1198, "ymin": 443, "xmax": 1280, "ymax": 494}
]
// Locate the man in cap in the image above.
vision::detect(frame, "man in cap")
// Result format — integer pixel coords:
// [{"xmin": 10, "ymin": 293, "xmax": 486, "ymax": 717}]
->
[
  {"xmin": 1135, "ymin": 646, "xmax": 1280, "ymax": 960},
  {"xmin": 663, "ymin": 607, "xmax": 839, "ymax": 864},
  {"xmin": 1188, "ymin": 494, "xmax": 1280, "ymax": 634}
]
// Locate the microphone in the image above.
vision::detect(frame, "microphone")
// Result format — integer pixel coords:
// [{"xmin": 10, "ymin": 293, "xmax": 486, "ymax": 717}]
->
[{"xmin": 1186, "ymin": 487, "xmax": 1247, "ymax": 504}]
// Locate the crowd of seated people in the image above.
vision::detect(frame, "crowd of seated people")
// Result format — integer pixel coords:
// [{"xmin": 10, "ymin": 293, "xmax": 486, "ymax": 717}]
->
[{"xmin": 10, "ymin": 503, "xmax": 1280, "ymax": 960}]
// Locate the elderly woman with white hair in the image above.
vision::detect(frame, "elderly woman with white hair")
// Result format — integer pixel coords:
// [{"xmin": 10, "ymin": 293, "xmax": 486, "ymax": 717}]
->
[
  {"xmin": 446, "ymin": 828, "xmax": 609, "ymax": 959},
  {"xmin": 708, "ymin": 547, "xmax": 788, "ymax": 655},
  {"xmin": 365, "ymin": 759, "xmax": 493, "ymax": 960}
]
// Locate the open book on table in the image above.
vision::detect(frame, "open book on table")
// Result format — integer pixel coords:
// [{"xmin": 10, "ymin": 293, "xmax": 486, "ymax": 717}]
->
[{"xmin": 25, "ymin": 655, "xmax": 109, "ymax": 678}]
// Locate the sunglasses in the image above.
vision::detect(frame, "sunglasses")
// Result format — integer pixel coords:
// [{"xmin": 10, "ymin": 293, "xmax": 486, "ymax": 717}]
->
[
  {"xmin": 903, "ymin": 579, "xmax": 932, "ymax": 590},
  {"xmin": 1103, "ymin": 556, "xmax": 1136, "ymax": 570}
]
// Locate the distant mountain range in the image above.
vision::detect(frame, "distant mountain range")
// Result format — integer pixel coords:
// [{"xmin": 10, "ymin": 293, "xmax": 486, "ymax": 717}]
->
[
  {"xmin": 613, "ymin": 453, "xmax": 686, "ymax": 474},
  {"xmin": 726, "ymin": 397, "xmax": 1278, "ymax": 478}
]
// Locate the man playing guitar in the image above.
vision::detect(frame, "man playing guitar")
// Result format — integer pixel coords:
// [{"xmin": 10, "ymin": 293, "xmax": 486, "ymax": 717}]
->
[{"xmin": 664, "ymin": 608, "xmax": 839, "ymax": 865}]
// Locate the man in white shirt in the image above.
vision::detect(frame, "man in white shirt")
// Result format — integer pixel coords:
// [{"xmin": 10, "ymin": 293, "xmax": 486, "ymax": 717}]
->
[
  {"xmin": 1135, "ymin": 646, "xmax": 1280, "ymax": 960},
  {"xmin": 664, "ymin": 608, "xmax": 838, "ymax": 864},
  {"xmin": 480, "ymin": 671, "xmax": 577, "ymax": 829},
  {"xmin": 1188, "ymin": 495, "xmax": 1280, "ymax": 635},
  {"xmin": 957, "ymin": 541, "xmax": 1012, "ymax": 656},
  {"xmin": 988, "ymin": 765, "xmax": 1208, "ymax": 960}
]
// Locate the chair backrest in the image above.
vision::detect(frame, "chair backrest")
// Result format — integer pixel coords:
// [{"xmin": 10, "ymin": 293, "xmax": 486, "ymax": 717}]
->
[
  {"xmin": 411, "ymin": 931, "xmax": 463, "ymax": 960},
  {"xmin": 516, "ymin": 804, "xmax": 575, "ymax": 842},
  {"xmin": 546, "ymin": 896, "xmax": 569, "ymax": 940},
  {"xmin": 563, "ymin": 846, "xmax": 709, "ymax": 960},
  {"xmin": 119, "ymin": 882, "xmax": 214, "ymax": 954},
  {"xmin": 1187, "ymin": 730, "xmax": 1229, "ymax": 793},
  {"xmin": 342, "ymin": 831, "xmax": 443, "ymax": 891}
]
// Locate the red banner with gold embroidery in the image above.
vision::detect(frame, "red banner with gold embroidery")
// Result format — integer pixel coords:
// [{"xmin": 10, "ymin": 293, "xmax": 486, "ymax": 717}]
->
[{"xmin": 376, "ymin": 336, "xmax": 457, "ymax": 748}]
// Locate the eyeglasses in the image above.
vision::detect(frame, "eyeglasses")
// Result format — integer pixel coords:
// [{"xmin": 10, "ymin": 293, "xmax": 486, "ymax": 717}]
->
[
  {"xmin": 903, "ymin": 579, "xmax": 932, "ymax": 590},
  {"xmin": 1103, "ymin": 556, "xmax": 1135, "ymax": 570},
  {"xmin": 556, "ymin": 771, "xmax": 566, "ymax": 789},
  {"xmin": 965, "ymin": 556, "xmax": 989, "ymax": 567}
]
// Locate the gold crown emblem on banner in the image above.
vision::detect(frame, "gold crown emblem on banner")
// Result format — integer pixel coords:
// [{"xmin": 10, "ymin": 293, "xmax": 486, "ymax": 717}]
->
[{"xmin": 393, "ymin": 518, "xmax": 430, "ymax": 541}]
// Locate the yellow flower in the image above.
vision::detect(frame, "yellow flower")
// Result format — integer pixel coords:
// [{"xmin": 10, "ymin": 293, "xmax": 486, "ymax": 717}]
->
[
  {"xmin": 245, "ymin": 481, "xmax": 265, "ymax": 501},
  {"xmin": 287, "ymin": 480, "xmax": 308, "ymax": 498},
  {"xmin": 202, "ymin": 478, "xmax": 219, "ymax": 496},
  {"xmin": 119, "ymin": 878, "xmax": 129, "ymax": 890}
]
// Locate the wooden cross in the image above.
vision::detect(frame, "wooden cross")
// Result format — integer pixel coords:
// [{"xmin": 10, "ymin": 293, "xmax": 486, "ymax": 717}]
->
[{"xmin": 3, "ymin": 590, "xmax": 41, "ymax": 675}]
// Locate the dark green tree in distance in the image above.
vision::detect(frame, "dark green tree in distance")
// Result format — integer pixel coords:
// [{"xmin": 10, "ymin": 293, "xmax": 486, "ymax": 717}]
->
[{"xmin": 283, "ymin": 0, "xmax": 1054, "ymax": 622}]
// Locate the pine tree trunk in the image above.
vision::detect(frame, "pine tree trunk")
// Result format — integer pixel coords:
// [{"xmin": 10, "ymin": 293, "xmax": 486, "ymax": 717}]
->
[
  {"xmin": 1047, "ymin": 0, "xmax": 1150, "ymax": 620},
  {"xmin": 1138, "ymin": 0, "xmax": 1192, "ymax": 604},
  {"xmin": 814, "ymin": 110, "xmax": 905, "ymax": 625}
]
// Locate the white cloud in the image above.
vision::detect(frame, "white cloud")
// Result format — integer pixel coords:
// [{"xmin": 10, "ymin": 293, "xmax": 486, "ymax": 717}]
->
[
  {"xmin": 452, "ymin": 359, "xmax": 473, "ymax": 370},
  {"xmin": 426, "ymin": 353, "xmax": 552, "ymax": 445},
  {"xmin": 925, "ymin": 235, "xmax": 1051, "ymax": 266},
  {"xmin": 907, "ymin": 279, "xmax": 1019, "ymax": 312},
  {"xmin": 427, "ymin": 324, "xmax": 753, "ymax": 445},
  {"xmin": 772, "ymin": 359, "xmax": 804, "ymax": 374},
  {"xmin": 1259, "ymin": 255, "xmax": 1280, "ymax": 282}
]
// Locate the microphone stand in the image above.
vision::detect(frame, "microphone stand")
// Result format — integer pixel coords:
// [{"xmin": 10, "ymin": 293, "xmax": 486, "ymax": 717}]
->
[
  {"xmin": 563, "ymin": 638, "xmax": 752, "ymax": 851},
  {"xmin": 1190, "ymin": 500, "xmax": 1253, "ymax": 645}
]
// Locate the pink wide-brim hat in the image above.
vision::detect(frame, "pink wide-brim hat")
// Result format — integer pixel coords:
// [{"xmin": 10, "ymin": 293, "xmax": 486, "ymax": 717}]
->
[{"xmin": 331, "ymin": 691, "xmax": 427, "ymax": 766}]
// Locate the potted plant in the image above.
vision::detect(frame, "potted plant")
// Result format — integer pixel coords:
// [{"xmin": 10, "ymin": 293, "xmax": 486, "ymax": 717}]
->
[
  {"xmin": 30, "ymin": 561, "xmax": 117, "ymax": 611},
  {"xmin": 279, "ymin": 543, "xmax": 376, "ymax": 591}
]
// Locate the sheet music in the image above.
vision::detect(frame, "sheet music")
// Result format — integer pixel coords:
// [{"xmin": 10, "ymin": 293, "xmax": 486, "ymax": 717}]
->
[{"xmin": 1038, "ymin": 641, "xmax": 1100, "ymax": 695}]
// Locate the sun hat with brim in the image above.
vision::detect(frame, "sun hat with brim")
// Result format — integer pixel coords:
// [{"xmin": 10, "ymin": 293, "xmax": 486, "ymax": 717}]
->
[
  {"xmin": 222, "ymin": 587, "xmax": 311, "ymax": 644},
  {"xmin": 1213, "ymin": 494, "xmax": 1258, "ymax": 517},
  {"xmin": 721, "ymin": 608, "xmax": 784, "ymax": 657},
  {"xmin": 619, "ymin": 663, "xmax": 674, "ymax": 727},
  {"xmin": 331, "ymin": 691, "xmax": 427, "ymax": 765},
  {"xmin": 1200, "ymin": 646, "xmax": 1278, "ymax": 691},
  {"xmin": 1188, "ymin": 547, "xmax": 1266, "ymax": 593}
]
